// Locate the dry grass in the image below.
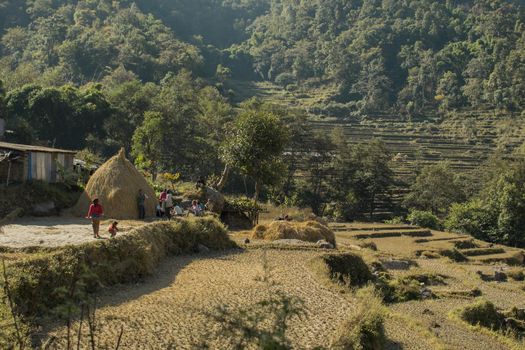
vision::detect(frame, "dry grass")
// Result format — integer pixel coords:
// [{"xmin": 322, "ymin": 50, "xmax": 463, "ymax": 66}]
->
[
  {"xmin": 73, "ymin": 149, "xmax": 157, "ymax": 219},
  {"xmin": 332, "ymin": 285, "xmax": 386, "ymax": 350},
  {"xmin": 44, "ymin": 250, "xmax": 355, "ymax": 349},
  {"xmin": 252, "ymin": 220, "xmax": 335, "ymax": 245}
]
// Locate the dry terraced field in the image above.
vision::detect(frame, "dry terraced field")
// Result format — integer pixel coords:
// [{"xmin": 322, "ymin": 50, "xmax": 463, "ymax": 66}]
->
[{"xmin": 38, "ymin": 222, "xmax": 525, "ymax": 349}]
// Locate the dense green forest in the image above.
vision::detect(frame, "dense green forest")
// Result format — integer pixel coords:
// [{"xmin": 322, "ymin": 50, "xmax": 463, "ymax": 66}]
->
[{"xmin": 1, "ymin": 0, "xmax": 524, "ymax": 245}]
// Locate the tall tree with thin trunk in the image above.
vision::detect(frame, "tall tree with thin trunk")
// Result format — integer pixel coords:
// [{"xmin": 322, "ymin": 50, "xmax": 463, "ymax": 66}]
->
[{"xmin": 220, "ymin": 99, "xmax": 289, "ymax": 202}]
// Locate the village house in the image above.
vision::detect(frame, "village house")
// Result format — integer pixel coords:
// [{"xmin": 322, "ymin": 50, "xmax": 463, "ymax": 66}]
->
[{"xmin": 0, "ymin": 141, "xmax": 76, "ymax": 185}]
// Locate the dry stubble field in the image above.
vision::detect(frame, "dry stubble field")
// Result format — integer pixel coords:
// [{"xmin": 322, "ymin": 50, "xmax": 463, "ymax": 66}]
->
[{"xmin": 33, "ymin": 221, "xmax": 525, "ymax": 349}]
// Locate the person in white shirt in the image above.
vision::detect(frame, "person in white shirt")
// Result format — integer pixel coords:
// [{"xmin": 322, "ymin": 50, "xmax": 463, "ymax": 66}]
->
[{"xmin": 164, "ymin": 190, "xmax": 174, "ymax": 220}]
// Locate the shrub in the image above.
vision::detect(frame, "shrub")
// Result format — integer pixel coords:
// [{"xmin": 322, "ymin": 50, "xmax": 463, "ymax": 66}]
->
[
  {"xmin": 379, "ymin": 276, "xmax": 421, "ymax": 303},
  {"xmin": 407, "ymin": 210, "xmax": 441, "ymax": 230},
  {"xmin": 458, "ymin": 299, "xmax": 503, "ymax": 329},
  {"xmin": 332, "ymin": 286, "xmax": 386, "ymax": 350},
  {"xmin": 383, "ymin": 216, "xmax": 404, "ymax": 225},
  {"xmin": 375, "ymin": 272, "xmax": 444, "ymax": 303},
  {"xmin": 445, "ymin": 201, "xmax": 494, "ymax": 241},
  {"xmin": 310, "ymin": 253, "xmax": 373, "ymax": 288},
  {"xmin": 5, "ymin": 217, "xmax": 236, "ymax": 318},
  {"xmin": 405, "ymin": 272, "xmax": 446, "ymax": 286},
  {"xmin": 461, "ymin": 248, "xmax": 505, "ymax": 256}
]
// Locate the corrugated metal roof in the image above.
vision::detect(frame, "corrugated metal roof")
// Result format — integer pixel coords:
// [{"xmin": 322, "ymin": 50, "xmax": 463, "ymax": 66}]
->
[{"xmin": 0, "ymin": 141, "xmax": 77, "ymax": 154}]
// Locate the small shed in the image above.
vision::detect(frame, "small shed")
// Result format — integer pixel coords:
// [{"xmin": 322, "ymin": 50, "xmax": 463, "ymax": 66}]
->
[{"xmin": 0, "ymin": 142, "xmax": 76, "ymax": 185}]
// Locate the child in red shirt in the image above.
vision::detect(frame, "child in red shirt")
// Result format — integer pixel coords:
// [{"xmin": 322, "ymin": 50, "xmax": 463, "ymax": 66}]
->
[{"xmin": 108, "ymin": 221, "xmax": 119, "ymax": 238}]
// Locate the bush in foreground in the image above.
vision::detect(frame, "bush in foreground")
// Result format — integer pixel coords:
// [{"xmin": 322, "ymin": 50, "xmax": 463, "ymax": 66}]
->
[{"xmin": 332, "ymin": 285, "xmax": 386, "ymax": 350}]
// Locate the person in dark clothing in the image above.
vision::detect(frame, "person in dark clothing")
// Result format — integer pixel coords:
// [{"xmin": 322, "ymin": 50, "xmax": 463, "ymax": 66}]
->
[{"xmin": 137, "ymin": 189, "xmax": 146, "ymax": 219}]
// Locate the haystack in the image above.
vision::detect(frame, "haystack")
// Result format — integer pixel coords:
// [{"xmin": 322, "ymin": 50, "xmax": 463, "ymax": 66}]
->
[
  {"xmin": 73, "ymin": 149, "xmax": 157, "ymax": 219},
  {"xmin": 252, "ymin": 220, "xmax": 336, "ymax": 245}
]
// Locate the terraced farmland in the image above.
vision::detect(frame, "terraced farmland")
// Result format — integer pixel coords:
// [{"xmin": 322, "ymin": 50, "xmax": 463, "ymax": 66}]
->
[
  {"xmin": 230, "ymin": 80, "xmax": 525, "ymax": 217},
  {"xmin": 37, "ymin": 221, "xmax": 525, "ymax": 349}
]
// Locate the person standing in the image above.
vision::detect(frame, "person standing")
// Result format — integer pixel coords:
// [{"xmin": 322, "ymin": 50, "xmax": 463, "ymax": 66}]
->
[
  {"xmin": 159, "ymin": 189, "xmax": 167, "ymax": 218},
  {"xmin": 165, "ymin": 190, "xmax": 174, "ymax": 220},
  {"xmin": 86, "ymin": 198, "xmax": 104, "ymax": 238},
  {"xmin": 137, "ymin": 189, "xmax": 146, "ymax": 219}
]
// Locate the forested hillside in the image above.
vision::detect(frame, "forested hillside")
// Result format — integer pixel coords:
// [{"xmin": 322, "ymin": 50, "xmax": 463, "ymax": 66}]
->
[
  {"xmin": 239, "ymin": 0, "xmax": 524, "ymax": 115},
  {"xmin": 1, "ymin": 0, "xmax": 525, "ymax": 244}
]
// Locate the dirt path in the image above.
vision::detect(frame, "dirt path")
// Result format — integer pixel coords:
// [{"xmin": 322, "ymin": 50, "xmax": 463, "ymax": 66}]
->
[
  {"xmin": 46, "ymin": 249, "xmax": 355, "ymax": 349},
  {"xmin": 0, "ymin": 216, "xmax": 146, "ymax": 248}
]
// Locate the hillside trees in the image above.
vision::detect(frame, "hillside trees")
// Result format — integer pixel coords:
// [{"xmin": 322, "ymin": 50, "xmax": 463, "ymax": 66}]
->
[
  {"xmin": 0, "ymin": 1, "xmax": 202, "ymax": 88},
  {"xmin": 131, "ymin": 71, "xmax": 232, "ymax": 178},
  {"xmin": 4, "ymin": 83, "xmax": 111, "ymax": 149},
  {"xmin": 445, "ymin": 159, "xmax": 525, "ymax": 247},
  {"xmin": 404, "ymin": 163, "xmax": 466, "ymax": 217},
  {"xmin": 329, "ymin": 133, "xmax": 394, "ymax": 220},
  {"xmin": 240, "ymin": 0, "xmax": 524, "ymax": 114}
]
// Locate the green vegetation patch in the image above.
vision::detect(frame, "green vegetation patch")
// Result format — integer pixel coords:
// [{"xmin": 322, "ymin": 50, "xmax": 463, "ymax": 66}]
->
[
  {"xmin": 309, "ymin": 253, "xmax": 373, "ymax": 288},
  {"xmin": 3, "ymin": 217, "xmax": 236, "ymax": 318},
  {"xmin": 0, "ymin": 182, "xmax": 82, "ymax": 218},
  {"xmin": 458, "ymin": 299, "xmax": 503, "ymax": 329},
  {"xmin": 375, "ymin": 271, "xmax": 445, "ymax": 303},
  {"xmin": 456, "ymin": 300, "xmax": 525, "ymax": 339},
  {"xmin": 332, "ymin": 286, "xmax": 386, "ymax": 350}
]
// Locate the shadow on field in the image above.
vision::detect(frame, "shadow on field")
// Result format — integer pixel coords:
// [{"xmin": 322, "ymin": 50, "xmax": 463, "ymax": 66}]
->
[{"xmin": 94, "ymin": 249, "xmax": 244, "ymax": 309}]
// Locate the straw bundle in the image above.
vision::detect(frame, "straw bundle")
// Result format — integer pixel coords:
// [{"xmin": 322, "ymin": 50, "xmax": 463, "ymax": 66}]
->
[
  {"xmin": 74, "ymin": 149, "xmax": 157, "ymax": 219},
  {"xmin": 252, "ymin": 220, "xmax": 335, "ymax": 245}
]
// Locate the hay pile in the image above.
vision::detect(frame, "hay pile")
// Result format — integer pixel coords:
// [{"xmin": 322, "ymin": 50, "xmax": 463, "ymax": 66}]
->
[
  {"xmin": 73, "ymin": 149, "xmax": 157, "ymax": 219},
  {"xmin": 252, "ymin": 220, "xmax": 336, "ymax": 245}
]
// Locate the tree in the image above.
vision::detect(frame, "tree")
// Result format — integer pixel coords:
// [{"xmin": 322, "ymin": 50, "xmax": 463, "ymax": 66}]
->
[
  {"xmin": 351, "ymin": 139, "xmax": 395, "ymax": 219},
  {"xmin": 404, "ymin": 163, "xmax": 466, "ymax": 217},
  {"xmin": 330, "ymin": 136, "xmax": 394, "ymax": 220},
  {"xmin": 131, "ymin": 111, "xmax": 164, "ymax": 180},
  {"xmin": 436, "ymin": 71, "xmax": 464, "ymax": 112},
  {"xmin": 220, "ymin": 99, "xmax": 289, "ymax": 202},
  {"xmin": 4, "ymin": 83, "xmax": 110, "ymax": 149}
]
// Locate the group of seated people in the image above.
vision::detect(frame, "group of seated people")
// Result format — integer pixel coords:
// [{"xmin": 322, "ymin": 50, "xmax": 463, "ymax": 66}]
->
[{"xmin": 156, "ymin": 189, "xmax": 210, "ymax": 219}]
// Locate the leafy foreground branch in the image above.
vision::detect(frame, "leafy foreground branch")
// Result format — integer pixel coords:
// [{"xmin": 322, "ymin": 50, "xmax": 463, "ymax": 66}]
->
[
  {"xmin": 332, "ymin": 285, "xmax": 386, "ymax": 350},
  {"xmin": 200, "ymin": 251, "xmax": 305, "ymax": 349}
]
